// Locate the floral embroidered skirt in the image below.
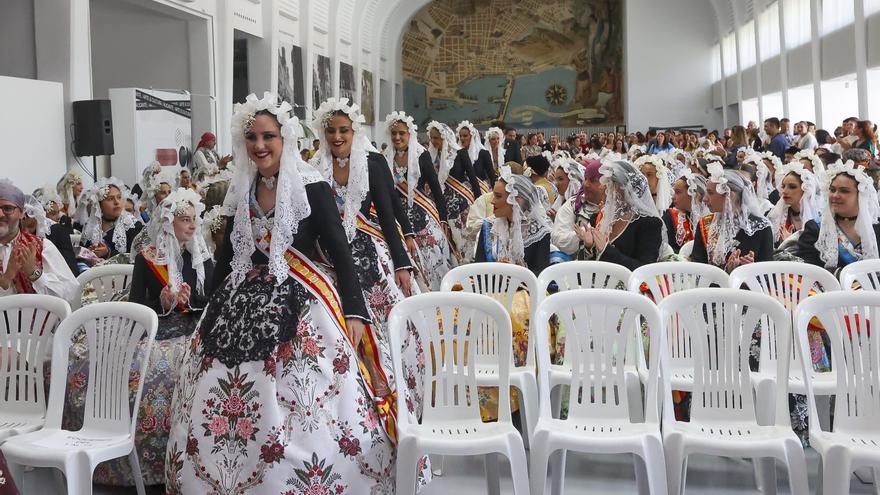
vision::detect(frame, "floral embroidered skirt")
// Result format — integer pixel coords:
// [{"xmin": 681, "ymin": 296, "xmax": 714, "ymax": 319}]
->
[
  {"xmin": 165, "ymin": 266, "xmax": 408, "ymax": 494},
  {"xmin": 405, "ymin": 202, "xmax": 450, "ymax": 292},
  {"xmin": 442, "ymin": 187, "xmax": 471, "ymax": 266}
]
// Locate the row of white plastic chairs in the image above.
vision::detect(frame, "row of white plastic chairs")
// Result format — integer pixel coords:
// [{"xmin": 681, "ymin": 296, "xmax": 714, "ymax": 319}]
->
[
  {"xmin": 389, "ymin": 259, "xmax": 880, "ymax": 495},
  {"xmin": 0, "ymin": 294, "xmax": 157, "ymax": 495}
]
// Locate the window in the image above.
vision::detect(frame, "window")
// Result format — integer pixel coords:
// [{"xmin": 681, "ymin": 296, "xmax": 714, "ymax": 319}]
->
[
  {"xmin": 712, "ymin": 43, "xmax": 722, "ymax": 82},
  {"xmin": 742, "ymin": 98, "xmax": 760, "ymax": 126},
  {"xmin": 722, "ymin": 32, "xmax": 737, "ymax": 75},
  {"xmin": 867, "ymin": 0, "xmax": 880, "ymax": 16},
  {"xmin": 821, "ymin": 74, "xmax": 859, "ymax": 129},
  {"xmin": 869, "ymin": 69, "xmax": 880, "ymax": 122},
  {"xmin": 788, "ymin": 84, "xmax": 816, "ymax": 124},
  {"xmin": 762, "ymin": 92, "xmax": 784, "ymax": 120},
  {"xmin": 759, "ymin": 2, "xmax": 781, "ymax": 59},
  {"xmin": 821, "ymin": 0, "xmax": 855, "ymax": 35},
  {"xmin": 783, "ymin": 0, "xmax": 811, "ymax": 49},
  {"xmin": 738, "ymin": 20, "xmax": 757, "ymax": 69}
]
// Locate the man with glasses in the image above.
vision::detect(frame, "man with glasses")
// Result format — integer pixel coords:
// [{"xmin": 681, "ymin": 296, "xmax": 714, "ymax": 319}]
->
[{"xmin": 0, "ymin": 181, "xmax": 77, "ymax": 302}]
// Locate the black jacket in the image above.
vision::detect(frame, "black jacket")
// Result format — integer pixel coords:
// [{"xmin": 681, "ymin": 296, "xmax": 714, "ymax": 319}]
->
[
  {"xmin": 474, "ymin": 228, "xmax": 550, "ymax": 277},
  {"xmin": 364, "ymin": 152, "xmax": 414, "ymax": 270},
  {"xmin": 691, "ymin": 214, "xmax": 774, "ymax": 268},
  {"xmin": 504, "ymin": 139, "xmax": 522, "ymax": 164},
  {"xmin": 47, "ymin": 222, "xmax": 79, "ymax": 275},
  {"xmin": 212, "ymin": 180, "xmax": 370, "ymax": 320},
  {"xmin": 131, "ymin": 250, "xmax": 215, "ymax": 314},
  {"xmin": 452, "ymin": 149, "xmax": 483, "ymax": 198},
  {"xmin": 587, "ymin": 215, "xmax": 663, "ymax": 271},
  {"xmin": 472, "ymin": 149, "xmax": 498, "ymax": 188},
  {"xmin": 83, "ymin": 221, "xmax": 143, "ymax": 258},
  {"xmin": 416, "ymin": 150, "xmax": 449, "ymax": 222},
  {"xmin": 796, "ymin": 219, "xmax": 880, "ymax": 271}
]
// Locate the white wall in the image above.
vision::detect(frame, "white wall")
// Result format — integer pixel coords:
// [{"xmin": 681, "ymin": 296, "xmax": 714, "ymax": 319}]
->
[
  {"xmin": 90, "ymin": 0, "xmax": 192, "ymax": 99},
  {"xmin": 0, "ymin": 76, "xmax": 68, "ymax": 193},
  {"xmin": 624, "ymin": 0, "xmax": 721, "ymax": 131},
  {"xmin": 0, "ymin": 0, "xmax": 37, "ymax": 79}
]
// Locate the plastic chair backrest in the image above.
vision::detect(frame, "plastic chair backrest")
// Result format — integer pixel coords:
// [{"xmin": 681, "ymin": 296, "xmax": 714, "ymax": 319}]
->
[
  {"xmin": 0, "ymin": 295, "xmax": 70, "ymax": 417},
  {"xmin": 70, "ymin": 233, "xmax": 81, "ymax": 248},
  {"xmin": 796, "ymin": 292, "xmax": 880, "ymax": 435},
  {"xmin": 536, "ymin": 261, "xmax": 632, "ymax": 300},
  {"xmin": 659, "ymin": 289, "xmax": 792, "ymax": 426},
  {"xmin": 441, "ymin": 263, "xmax": 537, "ymax": 367},
  {"xmin": 679, "ymin": 240, "xmax": 695, "ymax": 258},
  {"xmin": 730, "ymin": 261, "xmax": 840, "ymax": 374},
  {"xmin": 534, "ymin": 289, "xmax": 663, "ymax": 424},
  {"xmin": 45, "ymin": 302, "xmax": 157, "ymax": 437},
  {"xmin": 389, "ymin": 292, "xmax": 512, "ymax": 427},
  {"xmin": 75, "ymin": 264, "xmax": 135, "ymax": 309},
  {"xmin": 839, "ymin": 259, "xmax": 880, "ymax": 291}
]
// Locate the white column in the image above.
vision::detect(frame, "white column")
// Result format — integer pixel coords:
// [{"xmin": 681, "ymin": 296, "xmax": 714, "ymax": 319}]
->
[
  {"xmin": 809, "ymin": 0, "xmax": 823, "ymax": 127},
  {"xmin": 213, "ymin": 0, "xmax": 235, "ymax": 154},
  {"xmin": 778, "ymin": 0, "xmax": 791, "ymax": 118},
  {"xmin": 854, "ymin": 0, "xmax": 869, "ymax": 117}
]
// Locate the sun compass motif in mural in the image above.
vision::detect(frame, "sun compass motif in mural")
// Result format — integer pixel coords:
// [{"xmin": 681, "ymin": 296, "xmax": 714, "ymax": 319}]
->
[{"xmin": 544, "ymin": 84, "xmax": 567, "ymax": 105}]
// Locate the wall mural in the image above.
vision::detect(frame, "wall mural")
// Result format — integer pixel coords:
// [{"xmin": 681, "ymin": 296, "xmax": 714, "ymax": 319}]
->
[
  {"xmin": 339, "ymin": 62, "xmax": 356, "ymax": 101},
  {"xmin": 402, "ymin": 0, "xmax": 623, "ymax": 128},
  {"xmin": 313, "ymin": 54, "xmax": 332, "ymax": 110},
  {"xmin": 277, "ymin": 41, "xmax": 305, "ymax": 119},
  {"xmin": 361, "ymin": 69, "xmax": 375, "ymax": 124}
]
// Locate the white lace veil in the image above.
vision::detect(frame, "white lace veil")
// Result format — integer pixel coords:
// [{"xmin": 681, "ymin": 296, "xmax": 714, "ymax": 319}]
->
[
  {"xmin": 55, "ymin": 170, "xmax": 82, "ymax": 216},
  {"xmin": 224, "ymin": 92, "xmax": 311, "ymax": 285},
  {"xmin": 679, "ymin": 169, "xmax": 710, "ymax": 227},
  {"xmin": 706, "ymin": 162, "xmax": 771, "ymax": 265},
  {"xmin": 147, "ymin": 187, "xmax": 211, "ymax": 294},
  {"xmin": 485, "ymin": 127, "xmax": 506, "ymax": 170},
  {"xmin": 426, "ymin": 121, "xmax": 459, "ymax": 188},
  {"xmin": 814, "ymin": 160, "xmax": 880, "ymax": 269},
  {"xmin": 492, "ymin": 171, "xmax": 551, "ymax": 263},
  {"xmin": 382, "ymin": 111, "xmax": 423, "ymax": 207},
  {"xmin": 552, "ymin": 156, "xmax": 584, "ymax": 206},
  {"xmin": 793, "ymin": 149, "xmax": 826, "ymax": 176},
  {"xmin": 743, "ymin": 152, "xmax": 774, "ymax": 201},
  {"xmin": 78, "ymin": 177, "xmax": 138, "ymax": 254},
  {"xmin": 597, "ymin": 160, "xmax": 660, "ymax": 235},
  {"xmin": 634, "ymin": 154, "xmax": 672, "ymax": 214},
  {"xmin": 456, "ymin": 120, "xmax": 485, "ymax": 163},
  {"xmin": 768, "ymin": 162, "xmax": 820, "ymax": 240},
  {"xmin": 22, "ymin": 195, "xmax": 51, "ymax": 237},
  {"xmin": 309, "ymin": 97, "xmax": 369, "ymax": 242}
]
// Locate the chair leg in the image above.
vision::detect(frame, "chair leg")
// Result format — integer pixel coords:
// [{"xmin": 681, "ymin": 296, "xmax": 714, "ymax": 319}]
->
[
  {"xmin": 756, "ymin": 457, "xmax": 778, "ymax": 494},
  {"xmin": 431, "ymin": 454, "xmax": 445, "ymax": 476},
  {"xmin": 129, "ymin": 448, "xmax": 146, "ymax": 495},
  {"xmin": 820, "ymin": 447, "xmax": 852, "ymax": 495},
  {"xmin": 664, "ymin": 433, "xmax": 687, "ymax": 495},
  {"xmin": 873, "ymin": 467, "xmax": 880, "ymax": 495},
  {"xmin": 550, "ymin": 385, "xmax": 562, "ymax": 419},
  {"xmin": 506, "ymin": 436, "xmax": 530, "ymax": 495},
  {"xmin": 550, "ymin": 449, "xmax": 567, "ymax": 495},
  {"xmin": 781, "ymin": 438, "xmax": 809, "ymax": 495},
  {"xmin": 637, "ymin": 434, "xmax": 668, "ymax": 495},
  {"xmin": 529, "ymin": 431, "xmax": 551, "ymax": 495},
  {"xmin": 3, "ymin": 458, "xmax": 25, "ymax": 493},
  {"xmin": 517, "ymin": 376, "xmax": 539, "ymax": 448},
  {"xmin": 395, "ymin": 438, "xmax": 420, "ymax": 495},
  {"xmin": 485, "ymin": 452, "xmax": 500, "ymax": 495},
  {"xmin": 626, "ymin": 372, "xmax": 645, "ymax": 423},
  {"xmin": 63, "ymin": 453, "xmax": 94, "ymax": 495}
]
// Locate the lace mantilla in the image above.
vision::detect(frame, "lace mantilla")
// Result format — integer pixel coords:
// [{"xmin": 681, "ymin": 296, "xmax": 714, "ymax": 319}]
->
[
  {"xmin": 485, "ymin": 127, "xmax": 506, "ymax": 170},
  {"xmin": 706, "ymin": 163, "xmax": 771, "ymax": 265},
  {"xmin": 148, "ymin": 187, "xmax": 211, "ymax": 294},
  {"xmin": 815, "ymin": 160, "xmax": 879, "ymax": 269},
  {"xmin": 597, "ymin": 160, "xmax": 659, "ymax": 235},
  {"xmin": 455, "ymin": 120, "xmax": 485, "ymax": 164},
  {"xmin": 768, "ymin": 162, "xmax": 820, "ymax": 241},
  {"xmin": 634, "ymin": 154, "xmax": 672, "ymax": 213},
  {"xmin": 426, "ymin": 121, "xmax": 460, "ymax": 188},
  {"xmin": 491, "ymin": 172, "xmax": 551, "ymax": 263},
  {"xmin": 383, "ymin": 111, "xmax": 423, "ymax": 207}
]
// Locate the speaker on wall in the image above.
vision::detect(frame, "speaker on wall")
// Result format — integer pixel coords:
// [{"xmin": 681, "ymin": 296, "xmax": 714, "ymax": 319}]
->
[{"xmin": 73, "ymin": 100, "xmax": 114, "ymax": 156}]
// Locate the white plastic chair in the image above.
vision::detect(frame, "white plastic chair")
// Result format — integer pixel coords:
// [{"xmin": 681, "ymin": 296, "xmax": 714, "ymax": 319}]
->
[
  {"xmin": 536, "ymin": 260, "xmax": 632, "ymax": 301},
  {"xmin": 69, "ymin": 233, "xmax": 81, "ymax": 249},
  {"xmin": 441, "ymin": 263, "xmax": 539, "ymax": 446},
  {"xmin": 795, "ymin": 292, "xmax": 880, "ymax": 494},
  {"xmin": 0, "ymin": 295, "xmax": 71, "ymax": 444},
  {"xmin": 678, "ymin": 240, "xmax": 694, "ymax": 258},
  {"xmin": 530, "ymin": 289, "xmax": 667, "ymax": 495},
  {"xmin": 74, "ymin": 264, "xmax": 134, "ymax": 309},
  {"xmin": 839, "ymin": 258, "xmax": 880, "ymax": 290},
  {"xmin": 659, "ymin": 288, "xmax": 809, "ymax": 495},
  {"xmin": 1, "ymin": 302, "xmax": 158, "ymax": 495},
  {"xmin": 390, "ymin": 292, "xmax": 529, "ymax": 495}
]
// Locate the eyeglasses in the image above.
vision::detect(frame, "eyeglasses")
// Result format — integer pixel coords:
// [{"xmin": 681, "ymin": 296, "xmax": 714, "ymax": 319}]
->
[{"xmin": 0, "ymin": 205, "xmax": 20, "ymax": 216}]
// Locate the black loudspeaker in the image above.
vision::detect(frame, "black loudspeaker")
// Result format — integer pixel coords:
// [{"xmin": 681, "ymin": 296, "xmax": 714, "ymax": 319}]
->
[{"xmin": 73, "ymin": 100, "xmax": 114, "ymax": 156}]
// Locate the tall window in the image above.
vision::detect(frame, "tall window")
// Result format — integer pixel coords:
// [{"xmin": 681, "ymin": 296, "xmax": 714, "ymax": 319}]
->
[
  {"xmin": 762, "ymin": 92, "xmax": 784, "ymax": 120},
  {"xmin": 712, "ymin": 43, "xmax": 722, "ymax": 82},
  {"xmin": 759, "ymin": 2, "xmax": 781, "ymax": 59},
  {"xmin": 821, "ymin": 74, "xmax": 859, "ymax": 129},
  {"xmin": 742, "ymin": 98, "xmax": 760, "ymax": 126},
  {"xmin": 738, "ymin": 20, "xmax": 756, "ymax": 69},
  {"xmin": 783, "ymin": 0, "xmax": 811, "ymax": 49},
  {"xmin": 788, "ymin": 84, "xmax": 816, "ymax": 124},
  {"xmin": 867, "ymin": 0, "xmax": 880, "ymax": 16},
  {"xmin": 821, "ymin": 0, "xmax": 855, "ymax": 35},
  {"xmin": 722, "ymin": 32, "xmax": 737, "ymax": 75},
  {"xmin": 868, "ymin": 69, "xmax": 880, "ymax": 122}
]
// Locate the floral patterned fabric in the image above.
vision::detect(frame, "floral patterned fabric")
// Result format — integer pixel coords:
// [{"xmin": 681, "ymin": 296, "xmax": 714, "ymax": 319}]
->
[
  {"xmin": 0, "ymin": 454, "xmax": 19, "ymax": 495},
  {"xmin": 165, "ymin": 266, "xmax": 426, "ymax": 494},
  {"xmin": 442, "ymin": 184, "xmax": 471, "ymax": 266}
]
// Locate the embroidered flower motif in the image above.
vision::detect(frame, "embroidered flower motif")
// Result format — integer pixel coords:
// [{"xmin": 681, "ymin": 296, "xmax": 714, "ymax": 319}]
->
[
  {"xmin": 236, "ymin": 418, "xmax": 255, "ymax": 439},
  {"xmin": 222, "ymin": 395, "xmax": 245, "ymax": 416},
  {"xmin": 260, "ymin": 441, "xmax": 285, "ymax": 464},
  {"xmin": 337, "ymin": 436, "xmax": 362, "ymax": 457},
  {"xmin": 301, "ymin": 337, "xmax": 320, "ymax": 357},
  {"xmin": 207, "ymin": 415, "xmax": 229, "ymax": 436},
  {"xmin": 332, "ymin": 353, "xmax": 350, "ymax": 375}
]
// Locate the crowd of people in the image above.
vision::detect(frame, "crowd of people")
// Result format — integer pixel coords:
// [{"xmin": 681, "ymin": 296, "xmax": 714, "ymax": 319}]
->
[{"xmin": 0, "ymin": 90, "xmax": 878, "ymax": 493}]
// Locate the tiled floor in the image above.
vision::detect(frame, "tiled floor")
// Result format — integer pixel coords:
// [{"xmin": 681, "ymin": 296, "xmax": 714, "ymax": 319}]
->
[{"xmin": 18, "ymin": 448, "xmax": 877, "ymax": 494}]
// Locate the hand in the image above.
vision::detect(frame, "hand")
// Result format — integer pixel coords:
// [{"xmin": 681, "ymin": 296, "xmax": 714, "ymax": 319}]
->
[
  {"xmin": 738, "ymin": 250, "xmax": 756, "ymax": 267},
  {"xmin": 91, "ymin": 243, "xmax": 109, "ymax": 258},
  {"xmin": 779, "ymin": 224, "xmax": 795, "ymax": 241},
  {"xmin": 592, "ymin": 227, "xmax": 609, "ymax": 252},
  {"xmin": 344, "ymin": 318, "xmax": 365, "ymax": 347},
  {"xmin": 16, "ymin": 239, "xmax": 38, "ymax": 277},
  {"xmin": 724, "ymin": 248, "xmax": 755, "ymax": 273},
  {"xmin": 0, "ymin": 249, "xmax": 22, "ymax": 289},
  {"xmin": 395, "ymin": 269, "xmax": 412, "ymax": 297},
  {"xmin": 440, "ymin": 222, "xmax": 450, "ymax": 238},
  {"xmin": 176, "ymin": 282, "xmax": 191, "ymax": 306},
  {"xmin": 548, "ymin": 208, "xmax": 557, "ymax": 221},
  {"xmin": 159, "ymin": 285, "xmax": 178, "ymax": 311},
  {"xmin": 219, "ymin": 154, "xmax": 233, "ymax": 166},
  {"xmin": 405, "ymin": 237, "xmax": 418, "ymax": 259},
  {"xmin": 576, "ymin": 224, "xmax": 594, "ymax": 247}
]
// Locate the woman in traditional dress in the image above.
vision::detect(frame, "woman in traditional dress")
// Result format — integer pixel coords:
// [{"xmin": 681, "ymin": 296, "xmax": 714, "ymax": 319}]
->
[
  {"xmin": 76, "ymin": 177, "xmax": 143, "ymax": 261},
  {"xmin": 691, "ymin": 163, "xmax": 774, "ymax": 272},
  {"xmin": 551, "ymin": 160, "xmax": 603, "ymax": 257},
  {"xmin": 192, "ymin": 131, "xmax": 232, "ymax": 183},
  {"xmin": 55, "ymin": 170, "xmax": 83, "ymax": 219},
  {"xmin": 663, "ymin": 170, "xmax": 709, "ymax": 253},
  {"xmin": 484, "ymin": 127, "xmax": 506, "ymax": 178},
  {"xmin": 576, "ymin": 160, "xmax": 663, "ymax": 270},
  {"xmin": 131, "ymin": 161, "xmax": 161, "ymax": 199},
  {"xmin": 383, "ymin": 111, "xmax": 450, "ymax": 290},
  {"xmin": 549, "ymin": 156, "xmax": 584, "ymax": 219},
  {"xmin": 166, "ymin": 93, "xmax": 422, "ymax": 494},
  {"xmin": 768, "ymin": 162, "xmax": 820, "ymax": 247},
  {"xmin": 457, "ymin": 120, "xmax": 497, "ymax": 192},
  {"xmin": 634, "ymin": 154, "xmax": 672, "ymax": 215},
  {"xmin": 426, "ymin": 121, "xmax": 481, "ymax": 263}
]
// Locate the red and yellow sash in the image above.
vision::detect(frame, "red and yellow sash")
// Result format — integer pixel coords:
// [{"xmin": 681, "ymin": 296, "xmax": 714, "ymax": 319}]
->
[
  {"xmin": 669, "ymin": 208, "xmax": 694, "ymax": 246},
  {"xmin": 142, "ymin": 254, "xmax": 186, "ymax": 311},
  {"xmin": 254, "ymin": 228, "xmax": 398, "ymax": 443},
  {"xmin": 478, "ymin": 180, "xmax": 491, "ymax": 195},
  {"xmin": 396, "ymin": 184, "xmax": 442, "ymax": 227},
  {"xmin": 445, "ymin": 175, "xmax": 475, "ymax": 206}
]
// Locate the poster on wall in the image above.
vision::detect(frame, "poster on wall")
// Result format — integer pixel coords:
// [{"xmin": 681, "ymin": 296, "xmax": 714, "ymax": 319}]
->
[
  {"xmin": 339, "ymin": 62, "xmax": 355, "ymax": 101},
  {"xmin": 313, "ymin": 55, "xmax": 332, "ymax": 110},
  {"xmin": 401, "ymin": 0, "xmax": 623, "ymax": 127},
  {"xmin": 361, "ymin": 69, "xmax": 375, "ymax": 124},
  {"xmin": 278, "ymin": 41, "xmax": 305, "ymax": 119}
]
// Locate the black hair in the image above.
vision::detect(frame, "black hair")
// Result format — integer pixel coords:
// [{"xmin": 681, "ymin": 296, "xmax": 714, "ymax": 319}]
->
[
  {"xmin": 764, "ymin": 117, "xmax": 780, "ymax": 127},
  {"xmin": 526, "ymin": 155, "xmax": 551, "ymax": 176},
  {"xmin": 785, "ymin": 146, "xmax": 800, "ymax": 155}
]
